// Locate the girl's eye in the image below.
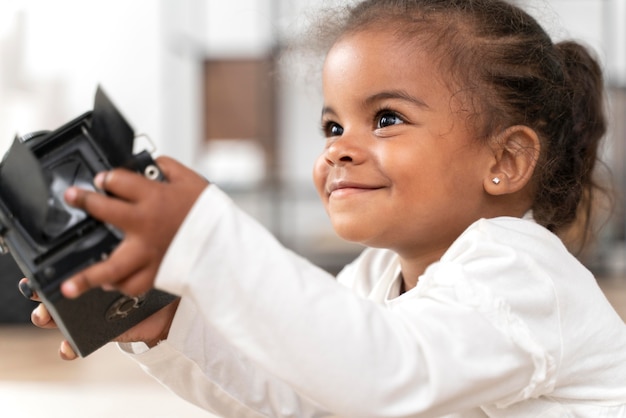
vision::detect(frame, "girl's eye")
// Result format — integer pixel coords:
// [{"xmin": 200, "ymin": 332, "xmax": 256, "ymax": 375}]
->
[
  {"xmin": 376, "ymin": 111, "xmax": 404, "ymax": 129},
  {"xmin": 323, "ymin": 122, "xmax": 344, "ymax": 137}
]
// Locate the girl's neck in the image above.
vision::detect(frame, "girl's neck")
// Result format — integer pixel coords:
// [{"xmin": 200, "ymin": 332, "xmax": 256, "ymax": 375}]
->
[{"xmin": 398, "ymin": 250, "xmax": 446, "ymax": 292}]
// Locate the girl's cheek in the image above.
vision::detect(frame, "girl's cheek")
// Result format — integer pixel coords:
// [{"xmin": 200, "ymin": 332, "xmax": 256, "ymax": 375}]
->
[{"xmin": 312, "ymin": 156, "xmax": 330, "ymax": 199}]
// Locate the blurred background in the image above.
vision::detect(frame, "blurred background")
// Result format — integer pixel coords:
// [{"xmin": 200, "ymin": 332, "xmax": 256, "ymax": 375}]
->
[{"xmin": 0, "ymin": 0, "xmax": 624, "ymax": 417}]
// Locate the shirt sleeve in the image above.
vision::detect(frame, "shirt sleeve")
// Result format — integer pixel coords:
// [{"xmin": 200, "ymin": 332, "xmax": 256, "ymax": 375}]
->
[
  {"xmin": 125, "ymin": 186, "xmax": 550, "ymax": 418},
  {"xmin": 119, "ymin": 296, "xmax": 329, "ymax": 418}
]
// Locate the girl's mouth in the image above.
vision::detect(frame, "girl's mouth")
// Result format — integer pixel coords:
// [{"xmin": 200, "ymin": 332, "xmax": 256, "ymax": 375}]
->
[{"xmin": 327, "ymin": 180, "xmax": 383, "ymax": 197}]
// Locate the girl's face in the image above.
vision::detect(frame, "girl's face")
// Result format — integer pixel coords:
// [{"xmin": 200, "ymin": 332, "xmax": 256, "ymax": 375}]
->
[{"xmin": 313, "ymin": 29, "xmax": 497, "ymax": 262}]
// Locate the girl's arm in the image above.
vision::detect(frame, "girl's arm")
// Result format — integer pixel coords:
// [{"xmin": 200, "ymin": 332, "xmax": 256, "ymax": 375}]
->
[
  {"xmin": 62, "ymin": 159, "xmax": 549, "ymax": 417},
  {"xmin": 136, "ymin": 185, "xmax": 545, "ymax": 417}
]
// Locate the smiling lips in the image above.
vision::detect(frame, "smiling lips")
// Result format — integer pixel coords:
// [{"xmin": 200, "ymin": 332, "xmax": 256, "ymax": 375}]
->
[{"xmin": 327, "ymin": 180, "xmax": 384, "ymax": 197}]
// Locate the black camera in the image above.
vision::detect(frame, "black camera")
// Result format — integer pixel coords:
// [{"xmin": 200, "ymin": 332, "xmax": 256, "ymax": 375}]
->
[{"xmin": 0, "ymin": 86, "xmax": 176, "ymax": 357}]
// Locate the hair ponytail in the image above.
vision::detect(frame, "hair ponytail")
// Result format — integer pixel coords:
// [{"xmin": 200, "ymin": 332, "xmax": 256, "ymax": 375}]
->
[{"xmin": 532, "ymin": 41, "xmax": 607, "ymax": 237}]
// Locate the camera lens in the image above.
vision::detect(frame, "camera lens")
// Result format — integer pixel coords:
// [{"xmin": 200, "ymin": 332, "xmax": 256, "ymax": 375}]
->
[{"xmin": 43, "ymin": 154, "xmax": 96, "ymax": 239}]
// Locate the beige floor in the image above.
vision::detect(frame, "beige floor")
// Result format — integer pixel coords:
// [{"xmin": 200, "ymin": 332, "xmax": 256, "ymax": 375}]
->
[
  {"xmin": 0, "ymin": 325, "xmax": 213, "ymax": 418},
  {"xmin": 0, "ymin": 279, "xmax": 625, "ymax": 418}
]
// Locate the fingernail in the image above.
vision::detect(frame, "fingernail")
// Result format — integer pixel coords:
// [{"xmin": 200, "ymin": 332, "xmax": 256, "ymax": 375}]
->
[
  {"xmin": 60, "ymin": 341, "xmax": 78, "ymax": 360},
  {"xmin": 64, "ymin": 187, "xmax": 77, "ymax": 203},
  {"xmin": 31, "ymin": 306, "xmax": 40, "ymax": 323},
  {"xmin": 61, "ymin": 281, "xmax": 79, "ymax": 299},
  {"xmin": 94, "ymin": 172, "xmax": 107, "ymax": 190},
  {"xmin": 33, "ymin": 304, "xmax": 50, "ymax": 323},
  {"xmin": 18, "ymin": 280, "xmax": 33, "ymax": 299}
]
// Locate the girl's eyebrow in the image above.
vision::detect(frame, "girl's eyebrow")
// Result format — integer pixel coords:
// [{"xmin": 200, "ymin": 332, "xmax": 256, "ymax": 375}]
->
[
  {"xmin": 365, "ymin": 90, "xmax": 431, "ymax": 109},
  {"xmin": 320, "ymin": 89, "xmax": 430, "ymax": 119},
  {"xmin": 321, "ymin": 106, "xmax": 337, "ymax": 118}
]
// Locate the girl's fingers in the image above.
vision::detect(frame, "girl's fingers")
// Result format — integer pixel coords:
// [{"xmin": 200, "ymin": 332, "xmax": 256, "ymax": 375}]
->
[
  {"xmin": 153, "ymin": 156, "xmax": 186, "ymax": 182},
  {"xmin": 94, "ymin": 159, "xmax": 189, "ymax": 204},
  {"xmin": 59, "ymin": 340, "xmax": 78, "ymax": 361},
  {"xmin": 95, "ymin": 168, "xmax": 158, "ymax": 202},
  {"xmin": 18, "ymin": 278, "xmax": 39, "ymax": 301},
  {"xmin": 61, "ymin": 239, "xmax": 149, "ymax": 298},
  {"xmin": 93, "ymin": 157, "xmax": 189, "ymax": 202},
  {"xmin": 59, "ymin": 157, "xmax": 206, "ymax": 299},
  {"xmin": 114, "ymin": 266, "xmax": 159, "ymax": 297},
  {"xmin": 64, "ymin": 186, "xmax": 137, "ymax": 229},
  {"xmin": 31, "ymin": 303, "xmax": 56, "ymax": 329}
]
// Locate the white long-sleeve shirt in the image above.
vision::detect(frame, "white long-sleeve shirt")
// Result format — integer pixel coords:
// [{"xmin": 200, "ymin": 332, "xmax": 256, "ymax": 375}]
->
[{"xmin": 122, "ymin": 185, "xmax": 626, "ymax": 417}]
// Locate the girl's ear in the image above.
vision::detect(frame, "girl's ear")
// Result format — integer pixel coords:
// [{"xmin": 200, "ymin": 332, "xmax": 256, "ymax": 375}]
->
[{"xmin": 484, "ymin": 125, "xmax": 540, "ymax": 196}]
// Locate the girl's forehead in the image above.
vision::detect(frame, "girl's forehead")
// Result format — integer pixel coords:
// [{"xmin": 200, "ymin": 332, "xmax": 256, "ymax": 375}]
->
[
  {"xmin": 323, "ymin": 29, "xmax": 449, "ymax": 93},
  {"xmin": 328, "ymin": 32, "xmax": 411, "ymax": 70},
  {"xmin": 321, "ymin": 28, "xmax": 475, "ymax": 129},
  {"xmin": 328, "ymin": 28, "xmax": 423, "ymax": 57}
]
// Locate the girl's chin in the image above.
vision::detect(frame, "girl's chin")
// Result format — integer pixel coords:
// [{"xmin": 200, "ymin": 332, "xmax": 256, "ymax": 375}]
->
[{"xmin": 331, "ymin": 225, "xmax": 379, "ymax": 247}]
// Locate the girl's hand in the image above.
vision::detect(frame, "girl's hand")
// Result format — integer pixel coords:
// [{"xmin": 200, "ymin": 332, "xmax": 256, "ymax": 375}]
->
[
  {"xmin": 21, "ymin": 278, "xmax": 181, "ymax": 360},
  {"xmin": 60, "ymin": 156, "xmax": 208, "ymax": 298}
]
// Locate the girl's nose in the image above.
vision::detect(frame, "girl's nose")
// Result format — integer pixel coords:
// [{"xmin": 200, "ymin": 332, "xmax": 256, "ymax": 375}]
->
[{"xmin": 324, "ymin": 133, "xmax": 365, "ymax": 166}]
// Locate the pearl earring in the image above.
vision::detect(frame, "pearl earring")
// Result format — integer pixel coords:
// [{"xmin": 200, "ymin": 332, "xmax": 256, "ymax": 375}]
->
[{"xmin": 492, "ymin": 177, "xmax": 501, "ymax": 185}]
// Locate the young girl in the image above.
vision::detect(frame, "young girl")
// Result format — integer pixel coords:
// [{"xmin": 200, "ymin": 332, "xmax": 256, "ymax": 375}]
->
[{"xmin": 30, "ymin": 0, "xmax": 626, "ymax": 416}]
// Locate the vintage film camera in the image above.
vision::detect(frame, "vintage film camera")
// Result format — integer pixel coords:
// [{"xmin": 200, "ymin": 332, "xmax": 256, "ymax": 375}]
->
[{"xmin": 0, "ymin": 87, "xmax": 176, "ymax": 357}]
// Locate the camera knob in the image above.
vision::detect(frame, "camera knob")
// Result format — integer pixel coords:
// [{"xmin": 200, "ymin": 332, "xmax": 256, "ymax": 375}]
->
[
  {"xmin": 144, "ymin": 164, "xmax": 161, "ymax": 181},
  {"xmin": 105, "ymin": 294, "xmax": 147, "ymax": 322}
]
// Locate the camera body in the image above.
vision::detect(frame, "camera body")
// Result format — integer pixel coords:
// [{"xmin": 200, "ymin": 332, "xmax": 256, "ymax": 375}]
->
[{"xmin": 0, "ymin": 87, "xmax": 176, "ymax": 357}]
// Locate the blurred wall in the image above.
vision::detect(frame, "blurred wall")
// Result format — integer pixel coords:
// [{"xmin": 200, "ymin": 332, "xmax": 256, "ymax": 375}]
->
[
  {"xmin": 0, "ymin": 0, "xmax": 624, "ymax": 273},
  {"xmin": 0, "ymin": 1, "xmax": 161, "ymax": 154},
  {"xmin": 1, "ymin": 0, "xmax": 623, "ymax": 166}
]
